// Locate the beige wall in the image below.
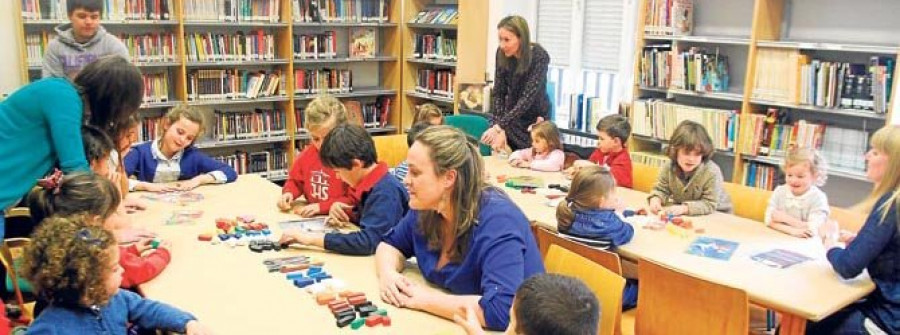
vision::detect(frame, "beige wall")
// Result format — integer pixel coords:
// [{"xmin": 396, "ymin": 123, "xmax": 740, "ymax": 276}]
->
[{"xmin": 1, "ymin": 1, "xmax": 25, "ymax": 95}]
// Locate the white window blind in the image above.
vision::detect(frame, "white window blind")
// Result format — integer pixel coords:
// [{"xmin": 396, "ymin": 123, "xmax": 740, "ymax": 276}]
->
[
  {"xmin": 536, "ymin": 0, "xmax": 573, "ymax": 67},
  {"xmin": 582, "ymin": 0, "xmax": 624, "ymax": 71}
]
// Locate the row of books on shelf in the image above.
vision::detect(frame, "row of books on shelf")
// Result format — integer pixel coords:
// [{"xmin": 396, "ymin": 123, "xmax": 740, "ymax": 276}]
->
[
  {"xmin": 410, "ymin": 7, "xmax": 457, "ymax": 25},
  {"xmin": 186, "ymin": 31, "xmax": 276, "ymax": 62},
  {"xmin": 631, "ymin": 99, "xmax": 738, "ymax": 152},
  {"xmin": 643, "ymin": 0, "xmax": 693, "ymax": 36},
  {"xmin": 137, "ymin": 116, "xmax": 162, "ymax": 142},
  {"xmin": 754, "ymin": 50, "xmax": 894, "ymax": 114},
  {"xmin": 294, "ymin": 68, "xmax": 352, "ymax": 94},
  {"xmin": 142, "ymin": 72, "xmax": 170, "ymax": 103},
  {"xmin": 22, "ymin": 0, "xmax": 173, "ymax": 20},
  {"xmin": 630, "ymin": 151, "xmax": 670, "ymax": 168},
  {"xmin": 27, "ymin": 32, "xmax": 178, "ymax": 66},
  {"xmin": 187, "ymin": 69, "xmax": 284, "ymax": 101},
  {"xmin": 294, "ymin": 31, "xmax": 338, "ymax": 59},
  {"xmin": 293, "ymin": 0, "xmax": 389, "ymax": 23},
  {"xmin": 640, "ymin": 44, "xmax": 731, "ymax": 92},
  {"xmin": 414, "ymin": 69, "xmax": 454, "ymax": 98},
  {"xmin": 563, "ymin": 94, "xmax": 605, "ymax": 133},
  {"xmin": 740, "ymin": 109, "xmax": 867, "ymax": 171},
  {"xmin": 214, "ymin": 148, "xmax": 288, "ymax": 177},
  {"xmin": 213, "ymin": 109, "xmax": 287, "ymax": 141},
  {"xmin": 184, "ymin": 0, "xmax": 281, "ymax": 22},
  {"xmin": 295, "ymin": 97, "xmax": 392, "ymax": 128},
  {"xmin": 411, "ymin": 33, "xmax": 456, "ymax": 61},
  {"xmin": 742, "ymin": 162, "xmax": 779, "ymax": 191}
]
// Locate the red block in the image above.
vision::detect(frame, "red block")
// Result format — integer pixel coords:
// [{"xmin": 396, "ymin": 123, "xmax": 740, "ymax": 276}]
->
[
  {"xmin": 382, "ymin": 316, "xmax": 391, "ymax": 326},
  {"xmin": 347, "ymin": 295, "xmax": 368, "ymax": 306},
  {"xmin": 197, "ymin": 234, "xmax": 213, "ymax": 241},
  {"xmin": 330, "ymin": 304, "xmax": 352, "ymax": 315},
  {"xmin": 280, "ymin": 264, "xmax": 310, "ymax": 273},
  {"xmin": 328, "ymin": 299, "xmax": 349, "ymax": 309},
  {"xmin": 365, "ymin": 315, "xmax": 382, "ymax": 327},
  {"xmin": 316, "ymin": 293, "xmax": 336, "ymax": 305},
  {"xmin": 340, "ymin": 291, "xmax": 364, "ymax": 298}
]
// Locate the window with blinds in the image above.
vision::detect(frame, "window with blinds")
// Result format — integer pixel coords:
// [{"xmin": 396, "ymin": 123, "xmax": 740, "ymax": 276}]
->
[
  {"xmin": 536, "ymin": 0, "xmax": 573, "ymax": 67},
  {"xmin": 582, "ymin": 0, "xmax": 624, "ymax": 72}
]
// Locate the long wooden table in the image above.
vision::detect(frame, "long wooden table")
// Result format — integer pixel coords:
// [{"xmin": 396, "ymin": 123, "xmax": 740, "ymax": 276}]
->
[
  {"xmin": 483, "ymin": 156, "xmax": 875, "ymax": 334},
  {"xmin": 132, "ymin": 175, "xmax": 465, "ymax": 335}
]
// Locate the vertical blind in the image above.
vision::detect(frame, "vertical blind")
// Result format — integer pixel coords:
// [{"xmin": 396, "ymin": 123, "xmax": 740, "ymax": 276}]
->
[
  {"xmin": 536, "ymin": 0, "xmax": 573, "ymax": 66},
  {"xmin": 582, "ymin": 0, "xmax": 624, "ymax": 71}
]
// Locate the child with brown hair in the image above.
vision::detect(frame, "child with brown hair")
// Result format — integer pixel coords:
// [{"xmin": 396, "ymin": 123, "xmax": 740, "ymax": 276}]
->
[
  {"xmin": 23, "ymin": 216, "xmax": 211, "ymax": 334},
  {"xmin": 278, "ymin": 96, "xmax": 357, "ymax": 222},
  {"xmin": 413, "ymin": 103, "xmax": 445, "ymax": 125},
  {"xmin": 124, "ymin": 104, "xmax": 238, "ymax": 192},
  {"xmin": 556, "ymin": 165, "xmax": 633, "ymax": 248},
  {"xmin": 508, "ymin": 120, "xmax": 565, "ymax": 172},
  {"xmin": 648, "ymin": 120, "xmax": 733, "ymax": 215},
  {"xmin": 765, "ymin": 146, "xmax": 830, "ymax": 237},
  {"xmin": 567, "ymin": 114, "xmax": 633, "ymax": 188}
]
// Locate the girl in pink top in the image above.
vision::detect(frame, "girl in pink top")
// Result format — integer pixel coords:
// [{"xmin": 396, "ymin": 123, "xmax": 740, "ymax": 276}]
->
[{"xmin": 509, "ymin": 121, "xmax": 565, "ymax": 172}]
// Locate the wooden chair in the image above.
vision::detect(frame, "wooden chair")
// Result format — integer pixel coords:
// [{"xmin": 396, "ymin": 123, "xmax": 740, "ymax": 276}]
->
[
  {"xmin": 721, "ymin": 182, "xmax": 773, "ymax": 223},
  {"xmin": 631, "ymin": 163, "xmax": 660, "ymax": 193},
  {"xmin": 636, "ymin": 259, "xmax": 748, "ymax": 335},
  {"xmin": 533, "ymin": 225, "xmax": 623, "ymax": 275},
  {"xmin": 372, "ymin": 134, "xmax": 409, "ymax": 168},
  {"xmin": 545, "ymin": 245, "xmax": 625, "ymax": 335}
]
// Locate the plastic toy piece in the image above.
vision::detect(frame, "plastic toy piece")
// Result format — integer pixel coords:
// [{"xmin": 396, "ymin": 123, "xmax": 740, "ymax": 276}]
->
[
  {"xmin": 285, "ymin": 271, "xmax": 305, "ymax": 280},
  {"xmin": 281, "ymin": 264, "xmax": 310, "ymax": 273},
  {"xmin": 357, "ymin": 304, "xmax": 378, "ymax": 317},
  {"xmin": 365, "ymin": 315, "xmax": 382, "ymax": 327},
  {"xmin": 353, "ymin": 301, "xmax": 373, "ymax": 311},
  {"xmin": 334, "ymin": 308, "xmax": 355, "ymax": 320},
  {"xmin": 350, "ymin": 318, "xmax": 366, "ymax": 330},
  {"xmin": 382, "ymin": 316, "xmax": 391, "ymax": 326},
  {"xmin": 340, "ymin": 291, "xmax": 364, "ymax": 298},
  {"xmin": 336, "ymin": 314, "xmax": 355, "ymax": 328},
  {"xmin": 328, "ymin": 300, "xmax": 350, "ymax": 309},
  {"xmin": 197, "ymin": 234, "xmax": 213, "ymax": 241},
  {"xmin": 347, "ymin": 295, "xmax": 368, "ymax": 306},
  {"xmin": 316, "ymin": 292, "xmax": 337, "ymax": 305},
  {"xmin": 314, "ymin": 275, "xmax": 333, "ymax": 282},
  {"xmin": 666, "ymin": 223, "xmax": 692, "ymax": 239},
  {"xmin": 262, "ymin": 229, "xmax": 271, "ymax": 235},
  {"xmin": 237, "ymin": 214, "xmax": 255, "ymax": 223},
  {"xmin": 293, "ymin": 278, "xmax": 315, "ymax": 288},
  {"xmin": 218, "ymin": 234, "xmax": 231, "ymax": 241},
  {"xmin": 310, "ymin": 260, "xmax": 325, "ymax": 266},
  {"xmin": 520, "ymin": 187, "xmax": 536, "ymax": 194},
  {"xmin": 636, "ymin": 208, "xmax": 648, "ymax": 216},
  {"xmin": 150, "ymin": 238, "xmax": 161, "ymax": 249},
  {"xmin": 331, "ymin": 304, "xmax": 353, "ymax": 316},
  {"xmin": 375, "ymin": 309, "xmax": 388, "ymax": 316},
  {"xmin": 307, "ymin": 266, "xmax": 323, "ymax": 275}
]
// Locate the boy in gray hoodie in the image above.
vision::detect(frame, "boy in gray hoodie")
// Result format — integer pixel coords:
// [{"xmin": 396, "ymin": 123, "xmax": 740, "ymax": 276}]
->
[{"xmin": 42, "ymin": 0, "xmax": 129, "ymax": 79}]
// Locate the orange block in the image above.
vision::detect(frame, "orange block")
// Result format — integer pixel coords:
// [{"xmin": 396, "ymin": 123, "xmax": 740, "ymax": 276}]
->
[{"xmin": 316, "ymin": 292, "xmax": 336, "ymax": 305}]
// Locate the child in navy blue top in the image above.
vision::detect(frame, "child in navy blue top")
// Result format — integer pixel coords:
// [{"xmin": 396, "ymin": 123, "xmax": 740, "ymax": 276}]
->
[
  {"xmin": 375, "ymin": 126, "xmax": 544, "ymax": 331},
  {"xmin": 23, "ymin": 216, "xmax": 211, "ymax": 335},
  {"xmin": 556, "ymin": 164, "xmax": 638, "ymax": 309},
  {"xmin": 124, "ymin": 104, "xmax": 237, "ymax": 192},
  {"xmin": 280, "ymin": 124, "xmax": 409, "ymax": 255},
  {"xmin": 809, "ymin": 126, "xmax": 900, "ymax": 335}
]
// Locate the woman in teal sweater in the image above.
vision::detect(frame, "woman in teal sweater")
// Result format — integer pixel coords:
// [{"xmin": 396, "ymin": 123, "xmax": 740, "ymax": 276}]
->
[{"xmin": 0, "ymin": 56, "xmax": 142, "ymax": 237}]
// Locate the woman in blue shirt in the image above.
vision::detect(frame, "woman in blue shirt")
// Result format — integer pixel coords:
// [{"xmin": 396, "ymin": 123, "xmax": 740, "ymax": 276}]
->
[
  {"xmin": 812, "ymin": 125, "xmax": 900, "ymax": 334},
  {"xmin": 375, "ymin": 126, "xmax": 545, "ymax": 331},
  {"xmin": 0, "ymin": 56, "xmax": 142, "ymax": 237}
]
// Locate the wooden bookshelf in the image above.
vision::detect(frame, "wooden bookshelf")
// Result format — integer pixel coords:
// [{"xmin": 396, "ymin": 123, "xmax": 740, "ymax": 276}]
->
[
  {"xmin": 630, "ymin": 0, "xmax": 898, "ymax": 204},
  {"xmin": 15, "ymin": 0, "xmax": 403, "ymax": 182}
]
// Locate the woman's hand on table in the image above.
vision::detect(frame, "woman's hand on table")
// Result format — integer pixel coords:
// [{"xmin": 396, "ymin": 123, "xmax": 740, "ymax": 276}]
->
[
  {"xmin": 185, "ymin": 320, "xmax": 214, "ymax": 335},
  {"xmin": 378, "ymin": 271, "xmax": 413, "ymax": 307},
  {"xmin": 453, "ymin": 305, "xmax": 486, "ymax": 335}
]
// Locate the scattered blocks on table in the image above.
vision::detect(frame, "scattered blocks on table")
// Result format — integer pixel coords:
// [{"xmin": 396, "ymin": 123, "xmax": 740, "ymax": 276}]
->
[
  {"xmin": 218, "ymin": 234, "xmax": 231, "ymax": 241},
  {"xmin": 350, "ymin": 317, "xmax": 366, "ymax": 330},
  {"xmin": 365, "ymin": 315, "xmax": 382, "ymax": 327},
  {"xmin": 316, "ymin": 292, "xmax": 337, "ymax": 305},
  {"xmin": 336, "ymin": 314, "xmax": 355, "ymax": 328},
  {"xmin": 339, "ymin": 291, "xmax": 364, "ymax": 298},
  {"xmin": 347, "ymin": 295, "xmax": 368, "ymax": 306},
  {"xmin": 357, "ymin": 304, "xmax": 377, "ymax": 317},
  {"xmin": 293, "ymin": 278, "xmax": 315, "ymax": 288}
]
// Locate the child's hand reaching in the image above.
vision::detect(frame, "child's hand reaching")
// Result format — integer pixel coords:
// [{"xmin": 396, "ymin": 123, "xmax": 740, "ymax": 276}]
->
[
  {"xmin": 277, "ymin": 193, "xmax": 294, "ymax": 211},
  {"xmin": 648, "ymin": 197, "xmax": 663, "ymax": 214},
  {"xmin": 140, "ymin": 182, "xmax": 179, "ymax": 193},
  {"xmin": 293, "ymin": 203, "xmax": 320, "ymax": 217},
  {"xmin": 135, "ymin": 238, "xmax": 155, "ymax": 253},
  {"xmin": 185, "ymin": 320, "xmax": 213, "ymax": 335},
  {"xmin": 328, "ymin": 202, "xmax": 353, "ymax": 225},
  {"xmin": 453, "ymin": 305, "xmax": 486, "ymax": 335},
  {"xmin": 174, "ymin": 179, "xmax": 202, "ymax": 191}
]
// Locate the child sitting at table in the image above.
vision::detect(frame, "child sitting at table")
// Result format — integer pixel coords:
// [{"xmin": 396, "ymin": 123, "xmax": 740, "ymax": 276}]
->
[
  {"xmin": 453, "ymin": 273, "xmax": 600, "ymax": 335},
  {"xmin": 765, "ymin": 146, "xmax": 830, "ymax": 238},
  {"xmin": 566, "ymin": 114, "xmax": 633, "ymax": 188},
  {"xmin": 278, "ymin": 96, "xmax": 356, "ymax": 221},
  {"xmin": 124, "ymin": 104, "xmax": 238, "ymax": 192},
  {"xmin": 508, "ymin": 121, "xmax": 565, "ymax": 172},
  {"xmin": 23, "ymin": 216, "xmax": 211, "ymax": 334},
  {"xmin": 648, "ymin": 120, "xmax": 733, "ymax": 216},
  {"xmin": 556, "ymin": 165, "xmax": 638, "ymax": 309},
  {"xmin": 279, "ymin": 124, "xmax": 409, "ymax": 255},
  {"xmin": 413, "ymin": 103, "xmax": 445, "ymax": 125}
]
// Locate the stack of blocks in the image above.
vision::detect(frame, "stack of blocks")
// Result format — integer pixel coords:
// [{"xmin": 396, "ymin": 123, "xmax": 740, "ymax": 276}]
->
[{"xmin": 196, "ymin": 215, "xmax": 280, "ymax": 250}]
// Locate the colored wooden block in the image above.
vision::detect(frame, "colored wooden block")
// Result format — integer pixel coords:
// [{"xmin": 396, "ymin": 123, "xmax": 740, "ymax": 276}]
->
[
  {"xmin": 328, "ymin": 299, "xmax": 350, "ymax": 309},
  {"xmin": 340, "ymin": 291, "xmax": 364, "ymax": 298},
  {"xmin": 336, "ymin": 314, "xmax": 355, "ymax": 328},
  {"xmin": 293, "ymin": 278, "xmax": 315, "ymax": 288},
  {"xmin": 331, "ymin": 304, "xmax": 353, "ymax": 315},
  {"xmin": 365, "ymin": 315, "xmax": 382, "ymax": 327},
  {"xmin": 316, "ymin": 293, "xmax": 336, "ymax": 305},
  {"xmin": 311, "ymin": 260, "xmax": 325, "ymax": 266},
  {"xmin": 382, "ymin": 316, "xmax": 391, "ymax": 326},
  {"xmin": 197, "ymin": 234, "xmax": 213, "ymax": 241},
  {"xmin": 347, "ymin": 295, "xmax": 367, "ymax": 306},
  {"xmin": 350, "ymin": 318, "xmax": 366, "ymax": 330},
  {"xmin": 376, "ymin": 309, "xmax": 388, "ymax": 316}
]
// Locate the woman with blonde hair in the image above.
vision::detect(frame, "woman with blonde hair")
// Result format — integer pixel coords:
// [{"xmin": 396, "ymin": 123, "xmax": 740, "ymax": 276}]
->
[
  {"xmin": 811, "ymin": 125, "xmax": 900, "ymax": 334},
  {"xmin": 375, "ymin": 126, "xmax": 544, "ymax": 331}
]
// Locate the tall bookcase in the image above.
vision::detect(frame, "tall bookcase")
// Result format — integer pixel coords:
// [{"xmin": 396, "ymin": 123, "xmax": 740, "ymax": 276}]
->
[
  {"xmin": 630, "ymin": 0, "xmax": 900, "ymax": 206},
  {"xmin": 399, "ymin": 0, "xmax": 487, "ymax": 129},
  {"xmin": 15, "ymin": 0, "xmax": 402, "ymax": 183}
]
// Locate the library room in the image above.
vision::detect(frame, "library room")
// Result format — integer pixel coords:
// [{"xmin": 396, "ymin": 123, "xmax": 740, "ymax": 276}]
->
[{"xmin": 0, "ymin": 0, "xmax": 898, "ymax": 334}]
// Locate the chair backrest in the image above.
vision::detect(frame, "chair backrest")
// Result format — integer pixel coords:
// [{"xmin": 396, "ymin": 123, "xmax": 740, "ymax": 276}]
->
[
  {"xmin": 830, "ymin": 206, "xmax": 866, "ymax": 233},
  {"xmin": 721, "ymin": 182, "xmax": 773, "ymax": 223},
  {"xmin": 636, "ymin": 259, "xmax": 748, "ymax": 335},
  {"xmin": 631, "ymin": 163, "xmax": 660, "ymax": 193},
  {"xmin": 533, "ymin": 225, "xmax": 623, "ymax": 275},
  {"xmin": 0, "ymin": 238, "xmax": 33, "ymax": 321},
  {"xmin": 444, "ymin": 114, "xmax": 491, "ymax": 156},
  {"xmin": 545, "ymin": 245, "xmax": 624, "ymax": 335},
  {"xmin": 372, "ymin": 134, "xmax": 409, "ymax": 168}
]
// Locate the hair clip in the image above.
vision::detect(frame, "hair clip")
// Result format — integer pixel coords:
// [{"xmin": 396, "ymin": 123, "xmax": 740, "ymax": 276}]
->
[
  {"xmin": 76, "ymin": 228, "xmax": 103, "ymax": 247},
  {"xmin": 37, "ymin": 169, "xmax": 63, "ymax": 195}
]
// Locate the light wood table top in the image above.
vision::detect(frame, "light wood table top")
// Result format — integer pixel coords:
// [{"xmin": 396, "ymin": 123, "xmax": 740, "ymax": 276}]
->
[
  {"xmin": 132, "ymin": 175, "xmax": 466, "ymax": 335},
  {"xmin": 482, "ymin": 156, "xmax": 875, "ymax": 322}
]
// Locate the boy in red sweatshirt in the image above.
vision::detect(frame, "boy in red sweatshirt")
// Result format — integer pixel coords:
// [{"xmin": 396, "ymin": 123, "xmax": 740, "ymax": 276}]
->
[
  {"xmin": 565, "ymin": 114, "xmax": 633, "ymax": 188},
  {"xmin": 278, "ymin": 96, "xmax": 357, "ymax": 222}
]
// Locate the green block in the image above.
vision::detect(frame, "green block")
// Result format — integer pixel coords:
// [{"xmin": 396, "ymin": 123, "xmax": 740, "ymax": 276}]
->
[
  {"xmin": 376, "ymin": 309, "xmax": 388, "ymax": 316},
  {"xmin": 350, "ymin": 317, "xmax": 366, "ymax": 330},
  {"xmin": 150, "ymin": 239, "xmax": 161, "ymax": 249}
]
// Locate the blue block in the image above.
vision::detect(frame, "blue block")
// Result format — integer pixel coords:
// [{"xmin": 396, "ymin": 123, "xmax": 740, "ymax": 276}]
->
[
  {"xmin": 307, "ymin": 266, "xmax": 323, "ymax": 275},
  {"xmin": 309, "ymin": 272, "xmax": 330, "ymax": 279},
  {"xmin": 262, "ymin": 229, "xmax": 271, "ymax": 235},
  {"xmin": 218, "ymin": 234, "xmax": 231, "ymax": 241},
  {"xmin": 314, "ymin": 275, "xmax": 332, "ymax": 282},
  {"xmin": 285, "ymin": 271, "xmax": 305, "ymax": 280},
  {"xmin": 293, "ymin": 278, "xmax": 315, "ymax": 288}
]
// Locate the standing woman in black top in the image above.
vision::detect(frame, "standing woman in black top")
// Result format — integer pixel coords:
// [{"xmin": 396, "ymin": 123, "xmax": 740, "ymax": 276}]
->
[{"xmin": 481, "ymin": 15, "xmax": 551, "ymax": 152}]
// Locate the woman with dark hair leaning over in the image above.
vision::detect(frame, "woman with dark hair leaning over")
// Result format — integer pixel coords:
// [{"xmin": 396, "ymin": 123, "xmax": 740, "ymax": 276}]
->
[
  {"xmin": 480, "ymin": 15, "xmax": 551, "ymax": 152},
  {"xmin": 0, "ymin": 56, "xmax": 143, "ymax": 238}
]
